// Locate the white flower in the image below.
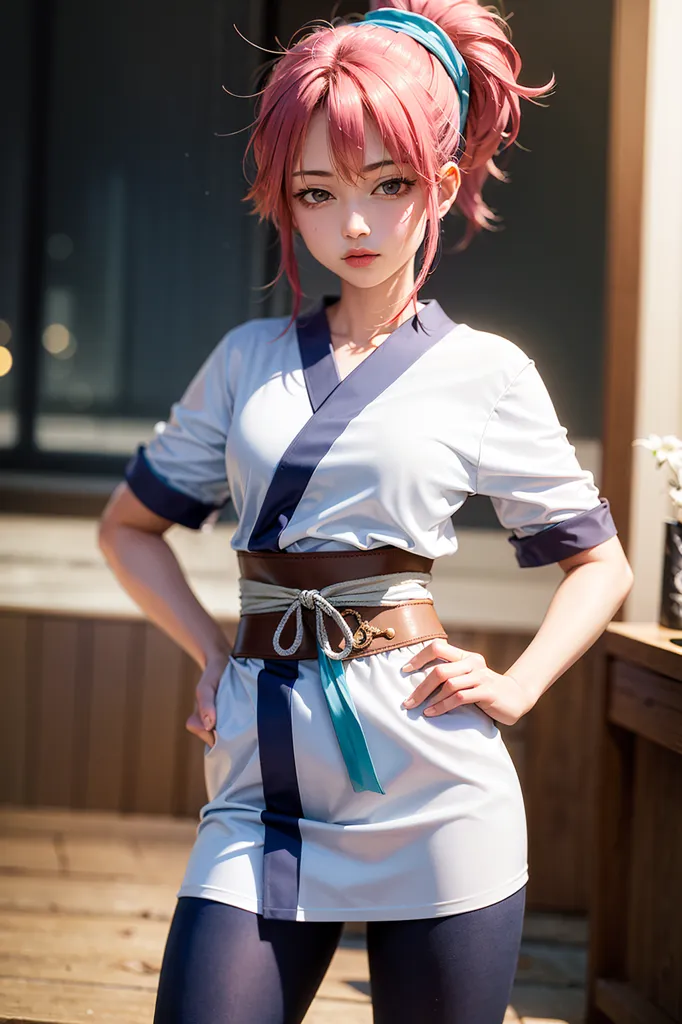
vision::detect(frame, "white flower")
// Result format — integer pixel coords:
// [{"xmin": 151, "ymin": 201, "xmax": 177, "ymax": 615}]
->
[
  {"xmin": 632, "ymin": 433, "xmax": 662, "ymax": 451},
  {"xmin": 633, "ymin": 433, "xmax": 682, "ymax": 467},
  {"xmin": 633, "ymin": 432, "xmax": 682, "ymax": 516}
]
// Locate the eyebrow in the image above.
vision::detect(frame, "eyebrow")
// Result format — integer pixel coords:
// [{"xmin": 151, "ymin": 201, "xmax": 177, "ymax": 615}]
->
[{"xmin": 291, "ymin": 160, "xmax": 398, "ymax": 178}]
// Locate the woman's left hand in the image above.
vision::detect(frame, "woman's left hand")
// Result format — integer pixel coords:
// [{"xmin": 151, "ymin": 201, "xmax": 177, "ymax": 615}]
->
[{"xmin": 401, "ymin": 639, "xmax": 535, "ymax": 727}]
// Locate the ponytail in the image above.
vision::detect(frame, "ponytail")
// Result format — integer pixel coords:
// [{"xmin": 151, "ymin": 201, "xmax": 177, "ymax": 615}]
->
[{"xmin": 371, "ymin": 0, "xmax": 555, "ymax": 247}]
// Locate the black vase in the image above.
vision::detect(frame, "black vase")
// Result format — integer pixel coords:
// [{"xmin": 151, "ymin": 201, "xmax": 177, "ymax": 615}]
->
[{"xmin": 659, "ymin": 519, "xmax": 682, "ymax": 629}]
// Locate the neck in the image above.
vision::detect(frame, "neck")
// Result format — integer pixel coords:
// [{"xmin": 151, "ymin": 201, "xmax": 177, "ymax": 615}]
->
[{"xmin": 326, "ymin": 260, "xmax": 425, "ymax": 351}]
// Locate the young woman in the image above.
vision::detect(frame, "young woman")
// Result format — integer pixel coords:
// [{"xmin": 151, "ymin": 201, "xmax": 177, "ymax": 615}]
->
[{"xmin": 99, "ymin": 2, "xmax": 634, "ymax": 1021}]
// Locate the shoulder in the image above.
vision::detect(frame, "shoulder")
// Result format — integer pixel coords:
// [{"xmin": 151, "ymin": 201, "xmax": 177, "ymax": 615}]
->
[
  {"xmin": 452, "ymin": 322, "xmax": 532, "ymax": 375},
  {"xmin": 440, "ymin": 321, "xmax": 535, "ymax": 405},
  {"xmin": 214, "ymin": 314, "xmax": 294, "ymax": 360},
  {"xmin": 204, "ymin": 314, "xmax": 295, "ymax": 384}
]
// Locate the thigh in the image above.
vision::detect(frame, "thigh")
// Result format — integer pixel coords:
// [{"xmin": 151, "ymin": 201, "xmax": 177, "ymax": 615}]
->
[
  {"xmin": 153, "ymin": 896, "xmax": 343, "ymax": 1024},
  {"xmin": 367, "ymin": 885, "xmax": 526, "ymax": 1024}
]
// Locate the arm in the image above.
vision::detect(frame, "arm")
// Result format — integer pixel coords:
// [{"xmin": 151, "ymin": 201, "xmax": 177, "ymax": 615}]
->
[
  {"xmin": 99, "ymin": 327, "xmax": 238, "ymax": 744},
  {"xmin": 99, "ymin": 483, "xmax": 231, "ymax": 745},
  {"xmin": 401, "ymin": 535, "xmax": 632, "ymax": 725},
  {"xmin": 503, "ymin": 533, "xmax": 633, "ymax": 705},
  {"xmin": 402, "ymin": 355, "xmax": 633, "ymax": 723}
]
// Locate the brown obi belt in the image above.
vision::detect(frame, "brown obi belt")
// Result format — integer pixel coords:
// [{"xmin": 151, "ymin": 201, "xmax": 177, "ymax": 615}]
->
[{"xmin": 232, "ymin": 548, "xmax": 448, "ymax": 662}]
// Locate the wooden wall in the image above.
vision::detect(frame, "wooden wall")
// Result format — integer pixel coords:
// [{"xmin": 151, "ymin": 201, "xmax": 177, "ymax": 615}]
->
[{"xmin": 0, "ymin": 606, "xmax": 596, "ymax": 914}]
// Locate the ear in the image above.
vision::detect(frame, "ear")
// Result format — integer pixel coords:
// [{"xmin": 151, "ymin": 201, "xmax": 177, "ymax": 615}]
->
[{"xmin": 437, "ymin": 161, "xmax": 461, "ymax": 218}]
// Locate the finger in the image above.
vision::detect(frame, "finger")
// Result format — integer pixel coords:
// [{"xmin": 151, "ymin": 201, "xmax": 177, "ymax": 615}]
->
[
  {"xmin": 402, "ymin": 639, "xmax": 465, "ymax": 674},
  {"xmin": 186, "ymin": 709, "xmax": 215, "ymax": 746},
  {"xmin": 194, "ymin": 656, "xmax": 229, "ymax": 732},
  {"xmin": 196, "ymin": 680, "xmax": 218, "ymax": 732},
  {"xmin": 423, "ymin": 682, "xmax": 485, "ymax": 717},
  {"xmin": 402, "ymin": 658, "xmax": 473, "ymax": 708}
]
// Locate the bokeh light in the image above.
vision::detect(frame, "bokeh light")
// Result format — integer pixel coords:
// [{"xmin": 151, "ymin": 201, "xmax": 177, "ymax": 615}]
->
[
  {"xmin": 42, "ymin": 323, "xmax": 77, "ymax": 359},
  {"xmin": 0, "ymin": 348, "xmax": 13, "ymax": 377},
  {"xmin": 0, "ymin": 320, "xmax": 12, "ymax": 347}
]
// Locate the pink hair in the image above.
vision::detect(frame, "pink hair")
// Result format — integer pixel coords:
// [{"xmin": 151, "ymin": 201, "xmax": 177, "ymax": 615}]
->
[{"xmin": 243, "ymin": 0, "xmax": 554, "ymax": 328}]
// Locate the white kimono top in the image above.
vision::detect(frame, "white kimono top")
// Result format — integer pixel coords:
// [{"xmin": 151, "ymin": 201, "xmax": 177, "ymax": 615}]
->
[{"xmin": 125, "ymin": 297, "xmax": 617, "ymax": 922}]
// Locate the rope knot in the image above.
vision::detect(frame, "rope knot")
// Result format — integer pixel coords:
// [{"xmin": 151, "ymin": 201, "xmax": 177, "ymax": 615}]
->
[{"xmin": 272, "ymin": 588, "xmax": 355, "ymax": 661}]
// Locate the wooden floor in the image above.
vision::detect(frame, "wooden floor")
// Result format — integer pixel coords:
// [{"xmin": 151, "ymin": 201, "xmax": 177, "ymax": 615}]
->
[{"xmin": 0, "ymin": 810, "xmax": 589, "ymax": 1024}]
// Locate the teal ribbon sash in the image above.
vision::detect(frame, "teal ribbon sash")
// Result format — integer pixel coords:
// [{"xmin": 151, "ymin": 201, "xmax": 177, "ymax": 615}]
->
[{"xmin": 316, "ymin": 641, "xmax": 385, "ymax": 795}]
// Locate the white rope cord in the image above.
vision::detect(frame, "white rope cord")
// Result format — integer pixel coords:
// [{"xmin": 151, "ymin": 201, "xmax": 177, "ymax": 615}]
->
[{"xmin": 239, "ymin": 572, "xmax": 433, "ymax": 661}]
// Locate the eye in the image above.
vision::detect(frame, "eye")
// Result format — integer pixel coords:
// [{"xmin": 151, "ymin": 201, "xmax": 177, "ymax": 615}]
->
[
  {"xmin": 293, "ymin": 187, "xmax": 332, "ymax": 206},
  {"xmin": 374, "ymin": 177, "xmax": 417, "ymax": 197}
]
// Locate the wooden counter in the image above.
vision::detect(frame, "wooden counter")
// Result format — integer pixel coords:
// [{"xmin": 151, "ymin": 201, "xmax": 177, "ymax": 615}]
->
[{"xmin": 587, "ymin": 622, "xmax": 682, "ymax": 1024}]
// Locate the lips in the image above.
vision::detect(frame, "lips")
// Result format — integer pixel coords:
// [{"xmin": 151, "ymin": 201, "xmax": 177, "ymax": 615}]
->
[{"xmin": 343, "ymin": 250, "xmax": 379, "ymax": 267}]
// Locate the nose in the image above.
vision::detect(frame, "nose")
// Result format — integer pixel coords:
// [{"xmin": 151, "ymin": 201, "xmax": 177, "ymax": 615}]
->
[{"xmin": 342, "ymin": 207, "xmax": 371, "ymax": 240}]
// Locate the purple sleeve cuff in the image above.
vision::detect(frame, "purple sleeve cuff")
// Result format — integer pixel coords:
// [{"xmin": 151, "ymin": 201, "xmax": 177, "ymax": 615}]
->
[
  {"xmin": 124, "ymin": 445, "xmax": 221, "ymax": 529},
  {"xmin": 508, "ymin": 497, "xmax": 618, "ymax": 568}
]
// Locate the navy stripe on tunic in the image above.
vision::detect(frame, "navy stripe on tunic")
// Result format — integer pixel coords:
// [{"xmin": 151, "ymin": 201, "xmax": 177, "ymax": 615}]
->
[
  {"xmin": 248, "ymin": 299, "xmax": 456, "ymax": 552},
  {"xmin": 508, "ymin": 497, "xmax": 617, "ymax": 567},
  {"xmin": 297, "ymin": 298, "xmax": 341, "ymax": 413},
  {"xmin": 257, "ymin": 659, "xmax": 304, "ymax": 920},
  {"xmin": 125, "ymin": 444, "xmax": 220, "ymax": 528}
]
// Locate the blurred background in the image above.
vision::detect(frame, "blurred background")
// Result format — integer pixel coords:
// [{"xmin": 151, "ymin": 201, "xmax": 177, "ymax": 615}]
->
[
  {"xmin": 0, "ymin": 0, "xmax": 611, "ymax": 512},
  {"xmin": 1, "ymin": 1, "xmax": 681, "ymax": 1022}
]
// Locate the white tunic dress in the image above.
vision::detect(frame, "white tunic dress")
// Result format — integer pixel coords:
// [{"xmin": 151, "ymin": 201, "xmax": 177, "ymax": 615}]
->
[{"xmin": 125, "ymin": 297, "xmax": 617, "ymax": 922}]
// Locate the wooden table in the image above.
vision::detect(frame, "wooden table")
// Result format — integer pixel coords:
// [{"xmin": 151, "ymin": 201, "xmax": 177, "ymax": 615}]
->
[{"xmin": 586, "ymin": 623, "xmax": 682, "ymax": 1023}]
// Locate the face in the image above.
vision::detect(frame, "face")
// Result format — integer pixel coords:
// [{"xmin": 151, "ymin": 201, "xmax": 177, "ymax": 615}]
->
[{"xmin": 290, "ymin": 109, "xmax": 459, "ymax": 289}]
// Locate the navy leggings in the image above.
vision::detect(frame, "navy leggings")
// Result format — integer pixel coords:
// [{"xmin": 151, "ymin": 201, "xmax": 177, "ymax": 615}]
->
[{"xmin": 153, "ymin": 886, "xmax": 526, "ymax": 1024}]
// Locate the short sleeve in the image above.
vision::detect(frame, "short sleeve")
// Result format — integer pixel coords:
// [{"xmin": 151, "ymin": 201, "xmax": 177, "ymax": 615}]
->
[
  {"xmin": 476, "ymin": 359, "xmax": 618, "ymax": 567},
  {"xmin": 124, "ymin": 331, "xmax": 233, "ymax": 529}
]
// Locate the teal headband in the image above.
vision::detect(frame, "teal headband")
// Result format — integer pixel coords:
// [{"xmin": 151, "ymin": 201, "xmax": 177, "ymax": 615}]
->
[{"xmin": 362, "ymin": 8, "xmax": 470, "ymax": 140}]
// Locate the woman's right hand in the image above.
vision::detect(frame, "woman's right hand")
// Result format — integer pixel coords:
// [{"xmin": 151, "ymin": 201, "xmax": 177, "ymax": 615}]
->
[{"xmin": 186, "ymin": 652, "xmax": 231, "ymax": 747}]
